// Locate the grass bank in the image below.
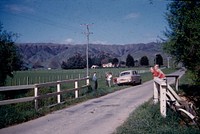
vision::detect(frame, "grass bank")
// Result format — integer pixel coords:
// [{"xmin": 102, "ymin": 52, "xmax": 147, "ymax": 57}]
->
[{"xmin": 114, "ymin": 101, "xmax": 199, "ymax": 134}]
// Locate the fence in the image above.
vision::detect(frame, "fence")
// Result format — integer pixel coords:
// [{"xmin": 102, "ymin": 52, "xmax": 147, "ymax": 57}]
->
[
  {"xmin": 153, "ymin": 75, "xmax": 196, "ymax": 121},
  {"xmin": 5, "ymin": 69, "xmax": 150, "ymax": 86},
  {"xmin": 0, "ymin": 77, "xmax": 90, "ymax": 110},
  {"xmin": 153, "ymin": 75, "xmax": 181, "ymax": 117}
]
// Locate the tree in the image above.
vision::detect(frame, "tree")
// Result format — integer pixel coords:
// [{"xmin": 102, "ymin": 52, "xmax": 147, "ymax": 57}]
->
[
  {"xmin": 126, "ymin": 54, "xmax": 134, "ymax": 67},
  {"xmin": 119, "ymin": 61, "xmax": 126, "ymax": 67},
  {"xmin": 61, "ymin": 54, "xmax": 86, "ymax": 69},
  {"xmin": 112, "ymin": 58, "xmax": 119, "ymax": 67},
  {"xmin": 155, "ymin": 54, "xmax": 163, "ymax": 66},
  {"xmin": 0, "ymin": 24, "xmax": 22, "ymax": 86},
  {"xmin": 164, "ymin": 1, "xmax": 200, "ymax": 84},
  {"xmin": 140, "ymin": 56, "xmax": 149, "ymax": 66},
  {"xmin": 90, "ymin": 57, "xmax": 101, "ymax": 66}
]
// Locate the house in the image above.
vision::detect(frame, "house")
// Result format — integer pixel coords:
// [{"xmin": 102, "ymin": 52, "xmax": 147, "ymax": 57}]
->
[
  {"xmin": 91, "ymin": 65, "xmax": 99, "ymax": 69},
  {"xmin": 102, "ymin": 63, "xmax": 114, "ymax": 68}
]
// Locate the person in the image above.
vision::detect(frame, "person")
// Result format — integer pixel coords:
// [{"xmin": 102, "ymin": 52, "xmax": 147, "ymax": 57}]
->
[
  {"xmin": 150, "ymin": 64, "xmax": 165, "ymax": 79},
  {"xmin": 92, "ymin": 72, "xmax": 98, "ymax": 90},
  {"xmin": 106, "ymin": 72, "xmax": 112, "ymax": 87}
]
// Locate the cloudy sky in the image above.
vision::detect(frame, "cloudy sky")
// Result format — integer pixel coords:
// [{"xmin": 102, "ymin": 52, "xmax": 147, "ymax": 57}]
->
[{"xmin": 0, "ymin": 0, "xmax": 169, "ymax": 45}]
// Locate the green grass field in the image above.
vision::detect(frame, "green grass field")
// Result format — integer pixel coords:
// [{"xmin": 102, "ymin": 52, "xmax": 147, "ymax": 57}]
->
[{"xmin": 5, "ymin": 67, "xmax": 150, "ymax": 86}]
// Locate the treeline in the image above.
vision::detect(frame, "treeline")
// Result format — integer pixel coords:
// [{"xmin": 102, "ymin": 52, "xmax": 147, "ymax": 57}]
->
[{"xmin": 61, "ymin": 53, "xmax": 164, "ymax": 69}]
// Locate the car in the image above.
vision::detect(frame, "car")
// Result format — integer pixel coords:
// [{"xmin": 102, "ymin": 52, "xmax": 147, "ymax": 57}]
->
[{"xmin": 114, "ymin": 70, "xmax": 142, "ymax": 86}]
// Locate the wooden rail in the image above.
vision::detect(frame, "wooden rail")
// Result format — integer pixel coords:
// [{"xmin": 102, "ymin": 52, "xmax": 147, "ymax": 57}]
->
[
  {"xmin": 0, "ymin": 77, "xmax": 90, "ymax": 110},
  {"xmin": 165, "ymin": 74, "xmax": 179, "ymax": 91}
]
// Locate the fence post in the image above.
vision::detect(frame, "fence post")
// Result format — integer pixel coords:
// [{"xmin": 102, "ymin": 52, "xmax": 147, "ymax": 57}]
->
[
  {"xmin": 75, "ymin": 81, "xmax": 78, "ymax": 98},
  {"xmin": 34, "ymin": 86, "xmax": 38, "ymax": 110},
  {"xmin": 86, "ymin": 77, "xmax": 89, "ymax": 85},
  {"xmin": 57, "ymin": 81, "xmax": 61, "ymax": 103},
  {"xmin": 160, "ymin": 83, "xmax": 167, "ymax": 117},
  {"xmin": 26, "ymin": 76, "xmax": 29, "ymax": 85},
  {"xmin": 153, "ymin": 78, "xmax": 167, "ymax": 117},
  {"xmin": 153, "ymin": 78, "xmax": 159, "ymax": 104},
  {"xmin": 175, "ymin": 77, "xmax": 179, "ymax": 91}
]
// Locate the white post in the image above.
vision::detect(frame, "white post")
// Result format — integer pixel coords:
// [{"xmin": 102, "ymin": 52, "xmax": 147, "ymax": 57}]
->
[
  {"xmin": 160, "ymin": 84, "xmax": 167, "ymax": 117},
  {"xmin": 175, "ymin": 77, "xmax": 179, "ymax": 91},
  {"xmin": 57, "ymin": 81, "xmax": 61, "ymax": 103},
  {"xmin": 86, "ymin": 77, "xmax": 89, "ymax": 85},
  {"xmin": 153, "ymin": 78, "xmax": 167, "ymax": 117},
  {"xmin": 75, "ymin": 81, "xmax": 78, "ymax": 98},
  {"xmin": 34, "ymin": 86, "xmax": 38, "ymax": 110},
  {"xmin": 153, "ymin": 79, "xmax": 159, "ymax": 104}
]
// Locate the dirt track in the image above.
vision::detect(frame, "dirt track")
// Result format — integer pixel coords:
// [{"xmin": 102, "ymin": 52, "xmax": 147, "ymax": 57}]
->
[{"xmin": 0, "ymin": 70, "xmax": 184, "ymax": 134}]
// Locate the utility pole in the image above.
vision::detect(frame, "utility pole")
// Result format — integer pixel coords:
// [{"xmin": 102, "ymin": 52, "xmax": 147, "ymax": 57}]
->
[
  {"xmin": 167, "ymin": 56, "xmax": 172, "ymax": 68},
  {"xmin": 81, "ymin": 23, "xmax": 93, "ymax": 77}
]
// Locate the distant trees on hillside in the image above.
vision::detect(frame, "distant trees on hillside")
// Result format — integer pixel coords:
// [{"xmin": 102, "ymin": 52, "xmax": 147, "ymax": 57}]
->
[{"xmin": 61, "ymin": 53, "xmax": 165, "ymax": 69}]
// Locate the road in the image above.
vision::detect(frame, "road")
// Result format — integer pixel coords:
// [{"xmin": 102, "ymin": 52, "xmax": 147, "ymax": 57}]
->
[{"xmin": 0, "ymin": 70, "xmax": 185, "ymax": 134}]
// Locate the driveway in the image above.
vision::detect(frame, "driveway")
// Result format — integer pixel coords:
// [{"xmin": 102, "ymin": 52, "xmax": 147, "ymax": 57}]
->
[{"xmin": 0, "ymin": 70, "xmax": 185, "ymax": 134}]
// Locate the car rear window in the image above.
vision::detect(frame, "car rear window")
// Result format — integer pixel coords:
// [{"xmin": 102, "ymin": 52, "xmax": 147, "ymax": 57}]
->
[
  {"xmin": 120, "ymin": 72, "xmax": 130, "ymax": 76},
  {"xmin": 132, "ymin": 71, "xmax": 138, "ymax": 74}
]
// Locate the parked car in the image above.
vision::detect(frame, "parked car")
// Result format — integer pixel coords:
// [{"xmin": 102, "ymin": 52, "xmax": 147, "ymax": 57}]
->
[{"xmin": 114, "ymin": 70, "xmax": 142, "ymax": 86}]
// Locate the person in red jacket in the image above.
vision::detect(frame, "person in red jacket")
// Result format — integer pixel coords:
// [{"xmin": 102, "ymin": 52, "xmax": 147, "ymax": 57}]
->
[{"xmin": 150, "ymin": 64, "xmax": 165, "ymax": 79}]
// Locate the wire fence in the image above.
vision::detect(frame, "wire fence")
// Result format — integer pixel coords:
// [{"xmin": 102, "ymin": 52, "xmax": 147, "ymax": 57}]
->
[{"xmin": 5, "ymin": 68, "xmax": 150, "ymax": 86}]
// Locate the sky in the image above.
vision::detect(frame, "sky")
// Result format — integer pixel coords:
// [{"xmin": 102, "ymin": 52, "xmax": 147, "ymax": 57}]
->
[{"xmin": 0, "ymin": 0, "xmax": 169, "ymax": 45}]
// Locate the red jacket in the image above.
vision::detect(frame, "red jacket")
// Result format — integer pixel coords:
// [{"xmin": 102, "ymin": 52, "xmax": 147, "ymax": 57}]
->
[{"xmin": 152, "ymin": 68, "xmax": 165, "ymax": 78}]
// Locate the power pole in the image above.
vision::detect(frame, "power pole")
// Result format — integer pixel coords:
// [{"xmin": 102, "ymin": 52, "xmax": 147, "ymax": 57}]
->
[{"xmin": 81, "ymin": 23, "xmax": 93, "ymax": 77}]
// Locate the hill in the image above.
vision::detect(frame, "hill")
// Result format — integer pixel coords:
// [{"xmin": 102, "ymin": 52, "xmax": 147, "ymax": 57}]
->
[{"xmin": 17, "ymin": 42, "xmax": 166, "ymax": 69}]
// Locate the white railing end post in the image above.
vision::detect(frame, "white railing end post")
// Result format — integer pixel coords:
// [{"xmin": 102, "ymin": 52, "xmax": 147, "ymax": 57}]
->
[
  {"xmin": 57, "ymin": 81, "xmax": 61, "ymax": 103},
  {"xmin": 75, "ymin": 81, "xmax": 78, "ymax": 98},
  {"xmin": 34, "ymin": 86, "xmax": 38, "ymax": 110}
]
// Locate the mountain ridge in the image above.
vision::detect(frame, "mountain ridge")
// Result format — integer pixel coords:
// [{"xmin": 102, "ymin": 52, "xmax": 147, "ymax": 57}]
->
[{"xmin": 17, "ymin": 42, "xmax": 166, "ymax": 69}]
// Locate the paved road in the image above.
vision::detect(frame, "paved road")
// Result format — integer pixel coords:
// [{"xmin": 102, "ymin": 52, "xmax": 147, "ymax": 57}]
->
[{"xmin": 0, "ymin": 70, "xmax": 185, "ymax": 134}]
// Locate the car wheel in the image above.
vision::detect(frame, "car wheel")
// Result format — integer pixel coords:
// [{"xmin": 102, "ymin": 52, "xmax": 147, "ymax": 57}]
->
[
  {"xmin": 139, "ymin": 79, "xmax": 142, "ymax": 84},
  {"xmin": 132, "ymin": 81, "xmax": 136, "ymax": 86}
]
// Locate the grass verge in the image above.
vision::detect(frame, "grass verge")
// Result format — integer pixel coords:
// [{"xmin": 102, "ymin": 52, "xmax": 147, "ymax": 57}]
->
[{"xmin": 114, "ymin": 101, "xmax": 199, "ymax": 134}]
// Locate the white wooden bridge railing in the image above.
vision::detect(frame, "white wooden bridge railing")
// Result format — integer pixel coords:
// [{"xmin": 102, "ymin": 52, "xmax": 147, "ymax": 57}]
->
[
  {"xmin": 153, "ymin": 75, "xmax": 180, "ymax": 117},
  {"xmin": 0, "ymin": 77, "xmax": 90, "ymax": 110},
  {"xmin": 153, "ymin": 76, "xmax": 197, "ymax": 123},
  {"xmin": 153, "ymin": 77, "xmax": 167, "ymax": 117}
]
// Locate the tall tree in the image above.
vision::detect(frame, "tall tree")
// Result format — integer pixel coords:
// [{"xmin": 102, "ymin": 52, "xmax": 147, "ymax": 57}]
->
[
  {"xmin": 0, "ymin": 24, "xmax": 22, "ymax": 86},
  {"xmin": 112, "ymin": 58, "xmax": 119, "ymax": 67},
  {"xmin": 126, "ymin": 54, "xmax": 134, "ymax": 67},
  {"xmin": 140, "ymin": 56, "xmax": 149, "ymax": 66},
  {"xmin": 164, "ymin": 0, "xmax": 200, "ymax": 84},
  {"xmin": 155, "ymin": 54, "xmax": 163, "ymax": 66}
]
